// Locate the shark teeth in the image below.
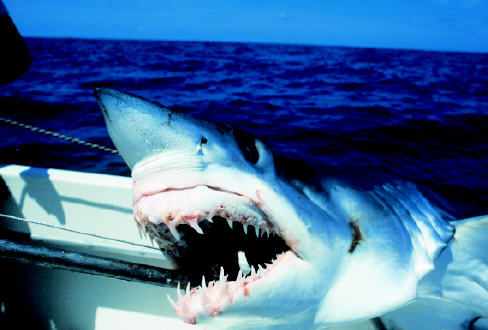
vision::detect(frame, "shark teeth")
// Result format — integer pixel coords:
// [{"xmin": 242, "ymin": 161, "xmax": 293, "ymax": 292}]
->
[
  {"xmin": 167, "ymin": 251, "xmax": 289, "ymax": 325},
  {"xmin": 167, "ymin": 294, "xmax": 177, "ymax": 309},
  {"xmin": 136, "ymin": 202, "xmax": 276, "ymax": 248},
  {"xmin": 168, "ymin": 224, "xmax": 181, "ymax": 241},
  {"xmin": 189, "ymin": 221, "xmax": 204, "ymax": 235},
  {"xmin": 202, "ymin": 275, "xmax": 207, "ymax": 292}
]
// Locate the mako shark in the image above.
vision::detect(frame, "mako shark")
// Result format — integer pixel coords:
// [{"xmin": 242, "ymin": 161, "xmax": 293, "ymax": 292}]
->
[{"xmin": 94, "ymin": 88, "xmax": 488, "ymax": 329}]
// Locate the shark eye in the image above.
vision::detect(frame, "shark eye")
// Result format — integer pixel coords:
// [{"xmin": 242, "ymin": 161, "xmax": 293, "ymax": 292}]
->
[{"xmin": 233, "ymin": 128, "xmax": 259, "ymax": 164}]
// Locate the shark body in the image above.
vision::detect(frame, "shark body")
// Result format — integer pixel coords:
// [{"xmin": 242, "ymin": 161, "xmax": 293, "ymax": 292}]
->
[{"xmin": 95, "ymin": 88, "xmax": 488, "ymax": 329}]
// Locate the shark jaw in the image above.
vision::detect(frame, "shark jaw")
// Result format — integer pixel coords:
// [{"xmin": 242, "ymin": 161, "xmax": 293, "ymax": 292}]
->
[{"xmin": 131, "ymin": 152, "xmax": 319, "ymax": 325}]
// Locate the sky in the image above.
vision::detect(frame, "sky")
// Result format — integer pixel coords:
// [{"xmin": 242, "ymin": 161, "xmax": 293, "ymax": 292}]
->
[{"xmin": 4, "ymin": 0, "xmax": 488, "ymax": 53}]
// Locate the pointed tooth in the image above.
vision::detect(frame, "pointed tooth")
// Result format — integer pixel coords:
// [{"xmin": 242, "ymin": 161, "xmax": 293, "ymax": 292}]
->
[
  {"xmin": 167, "ymin": 294, "xmax": 177, "ymax": 310},
  {"xmin": 227, "ymin": 219, "xmax": 233, "ymax": 229},
  {"xmin": 251, "ymin": 266, "xmax": 256, "ymax": 277},
  {"xmin": 219, "ymin": 266, "xmax": 225, "ymax": 282},
  {"xmin": 220, "ymin": 267, "xmax": 227, "ymax": 290},
  {"xmin": 189, "ymin": 221, "xmax": 204, "ymax": 234},
  {"xmin": 255, "ymin": 226, "xmax": 259, "ymax": 237},
  {"xmin": 266, "ymin": 228, "xmax": 270, "ymax": 238},
  {"xmin": 236, "ymin": 269, "xmax": 243, "ymax": 282},
  {"xmin": 202, "ymin": 275, "xmax": 207, "ymax": 291},
  {"xmin": 258, "ymin": 264, "xmax": 264, "ymax": 273},
  {"xmin": 207, "ymin": 217, "xmax": 213, "ymax": 223},
  {"xmin": 186, "ymin": 282, "xmax": 191, "ymax": 296},
  {"xmin": 199, "ymin": 282, "xmax": 208, "ymax": 301},
  {"xmin": 243, "ymin": 223, "xmax": 248, "ymax": 234},
  {"xmin": 177, "ymin": 282, "xmax": 183, "ymax": 300},
  {"xmin": 168, "ymin": 225, "xmax": 181, "ymax": 241}
]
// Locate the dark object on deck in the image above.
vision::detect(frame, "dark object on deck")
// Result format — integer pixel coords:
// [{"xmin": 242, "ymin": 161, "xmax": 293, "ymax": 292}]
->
[
  {"xmin": 0, "ymin": 237, "xmax": 189, "ymax": 287},
  {"xmin": 0, "ymin": 2, "xmax": 31, "ymax": 86}
]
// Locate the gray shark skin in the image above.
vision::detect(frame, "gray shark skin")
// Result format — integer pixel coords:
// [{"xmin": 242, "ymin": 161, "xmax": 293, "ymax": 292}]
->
[{"xmin": 95, "ymin": 87, "xmax": 488, "ymax": 330}]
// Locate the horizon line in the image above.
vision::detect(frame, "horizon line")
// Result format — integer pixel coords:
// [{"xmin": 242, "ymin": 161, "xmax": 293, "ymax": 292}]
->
[{"xmin": 22, "ymin": 35, "xmax": 488, "ymax": 55}]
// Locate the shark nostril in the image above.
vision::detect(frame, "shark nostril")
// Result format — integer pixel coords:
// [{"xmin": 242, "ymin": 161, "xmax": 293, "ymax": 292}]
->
[{"xmin": 100, "ymin": 104, "xmax": 111, "ymax": 123}]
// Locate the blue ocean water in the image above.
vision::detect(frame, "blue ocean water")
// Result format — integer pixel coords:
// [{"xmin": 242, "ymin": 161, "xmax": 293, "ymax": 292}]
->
[{"xmin": 0, "ymin": 38, "xmax": 487, "ymax": 218}]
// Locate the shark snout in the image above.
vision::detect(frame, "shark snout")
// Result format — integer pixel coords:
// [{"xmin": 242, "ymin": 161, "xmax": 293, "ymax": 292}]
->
[{"xmin": 94, "ymin": 88, "xmax": 214, "ymax": 169}]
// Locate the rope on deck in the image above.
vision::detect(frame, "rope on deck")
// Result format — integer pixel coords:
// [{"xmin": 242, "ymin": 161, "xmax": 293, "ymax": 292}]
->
[{"xmin": 0, "ymin": 212, "xmax": 160, "ymax": 252}]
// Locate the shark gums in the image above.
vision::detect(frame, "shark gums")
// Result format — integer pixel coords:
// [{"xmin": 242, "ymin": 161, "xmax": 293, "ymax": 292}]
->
[{"xmin": 95, "ymin": 88, "xmax": 487, "ymax": 330}]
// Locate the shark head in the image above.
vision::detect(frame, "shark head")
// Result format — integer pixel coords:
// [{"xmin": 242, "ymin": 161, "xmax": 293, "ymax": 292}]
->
[{"xmin": 95, "ymin": 88, "xmax": 454, "ymax": 328}]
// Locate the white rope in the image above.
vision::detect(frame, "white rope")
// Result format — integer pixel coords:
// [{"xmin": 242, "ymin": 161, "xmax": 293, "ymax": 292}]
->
[
  {"xmin": 0, "ymin": 212, "xmax": 160, "ymax": 251},
  {"xmin": 0, "ymin": 119, "xmax": 156, "ymax": 250},
  {"xmin": 0, "ymin": 116, "xmax": 119, "ymax": 154}
]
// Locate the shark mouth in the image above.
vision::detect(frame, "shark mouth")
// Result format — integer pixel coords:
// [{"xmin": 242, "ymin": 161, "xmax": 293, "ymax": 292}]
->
[{"xmin": 133, "ymin": 185, "xmax": 293, "ymax": 324}]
